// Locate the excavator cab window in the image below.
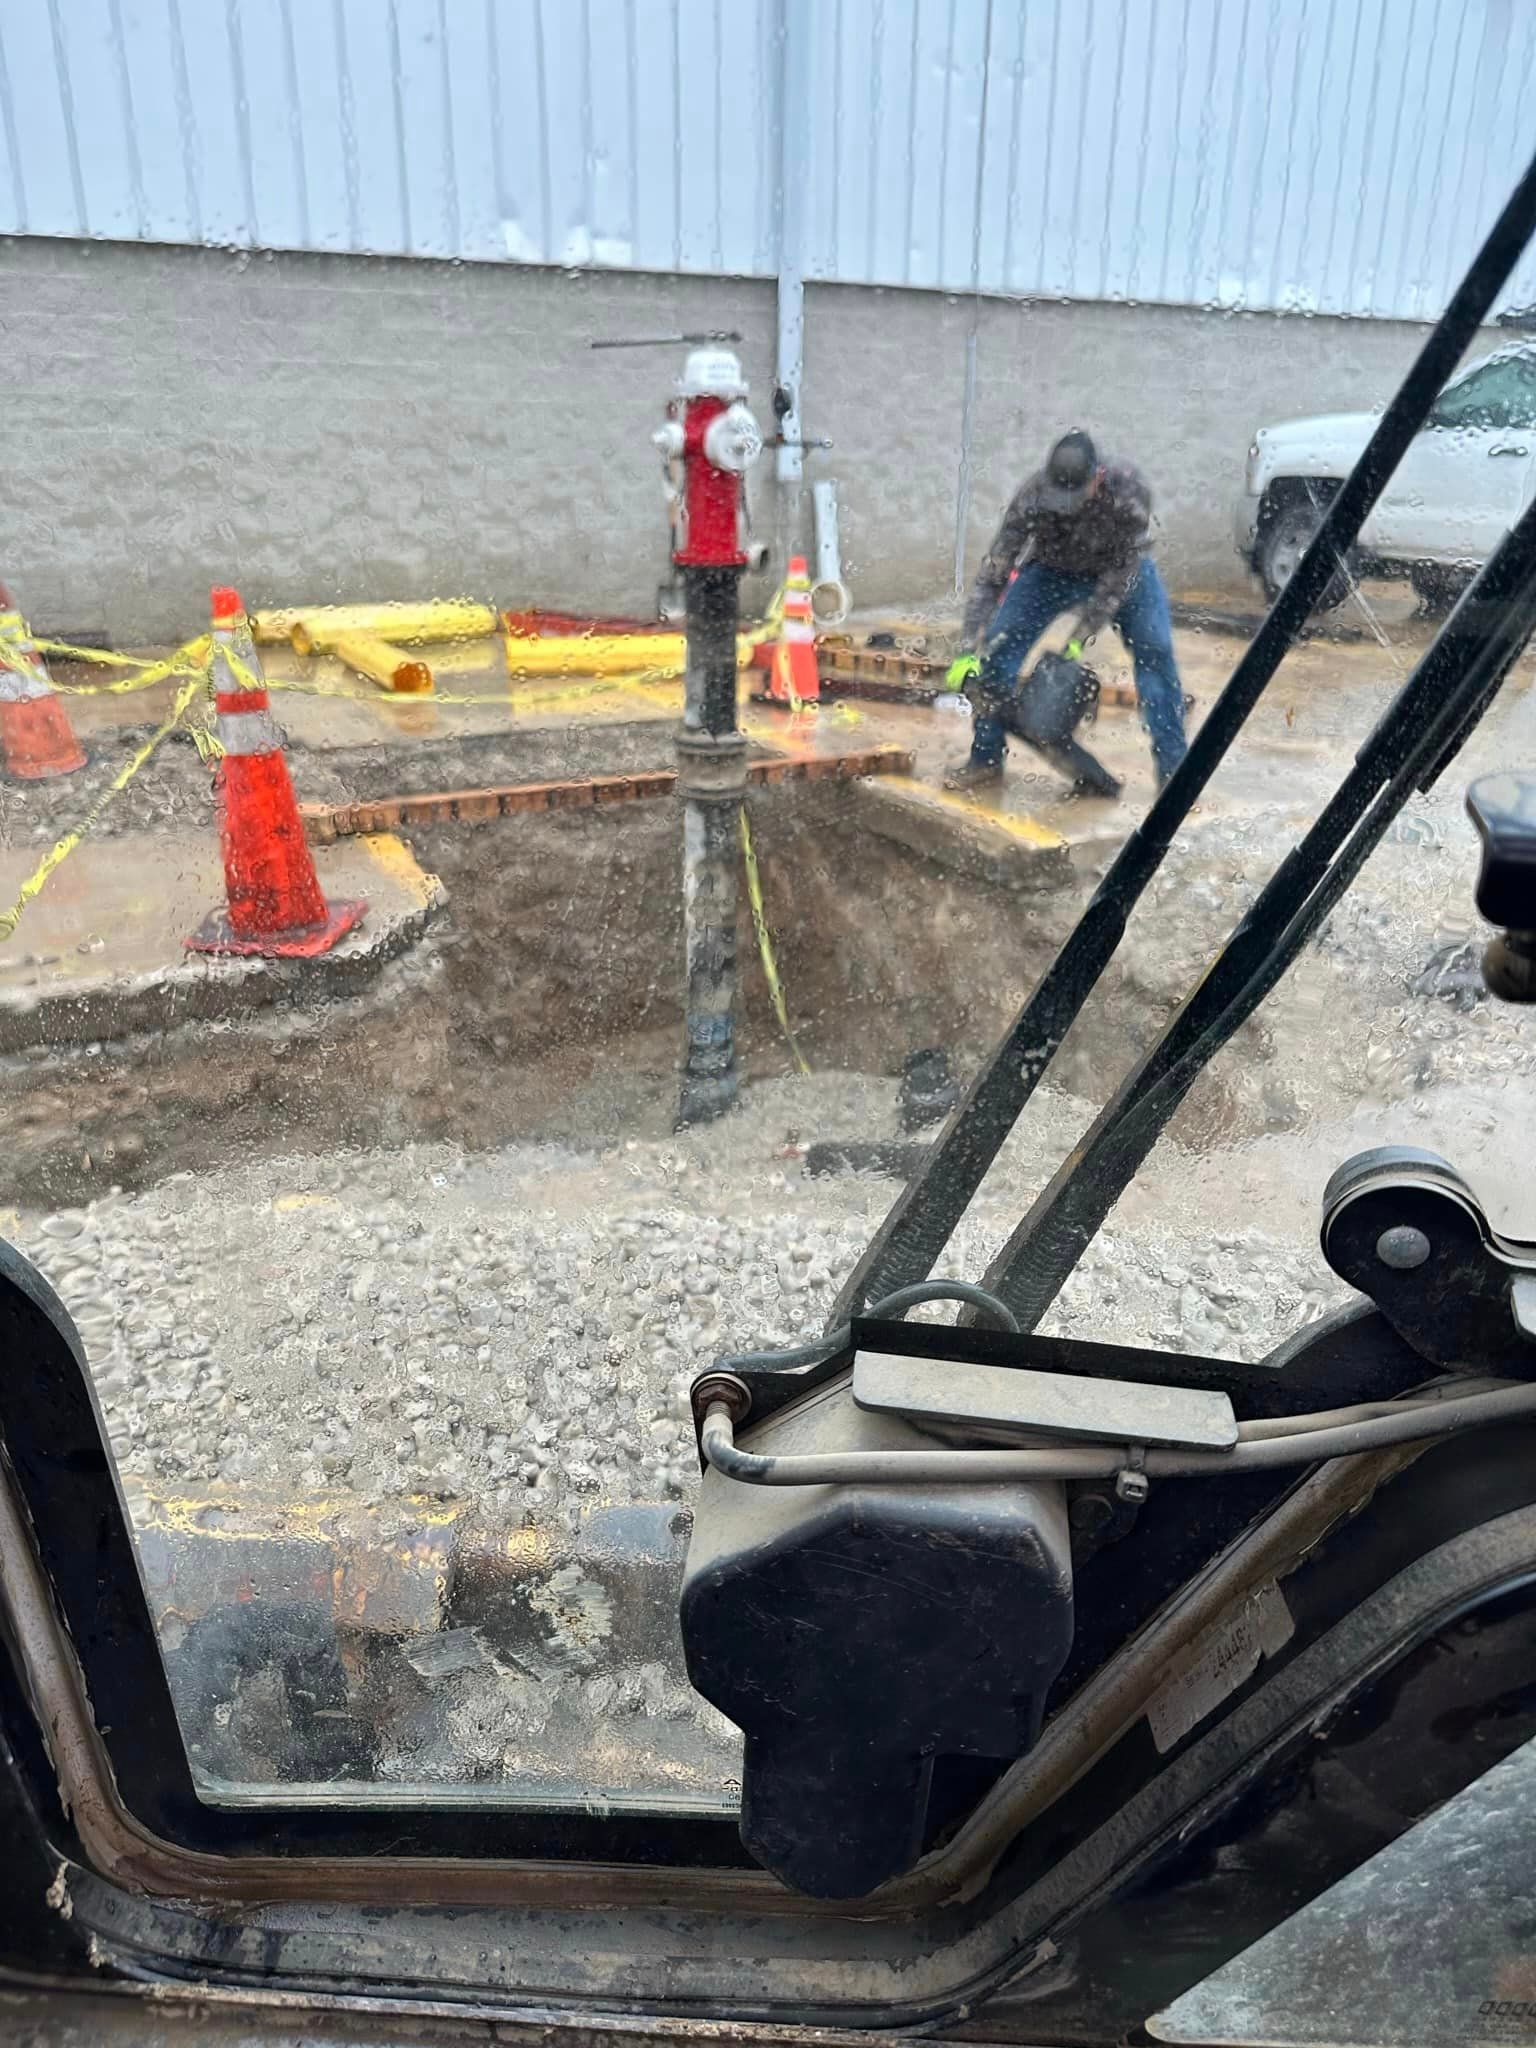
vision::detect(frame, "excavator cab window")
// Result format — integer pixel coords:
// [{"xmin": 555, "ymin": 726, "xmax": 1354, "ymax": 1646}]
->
[{"xmin": 2, "ymin": 12, "xmax": 1536, "ymax": 2046}]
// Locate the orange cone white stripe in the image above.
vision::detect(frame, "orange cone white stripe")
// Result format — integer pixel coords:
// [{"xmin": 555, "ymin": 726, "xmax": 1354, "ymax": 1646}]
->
[
  {"xmin": 0, "ymin": 583, "xmax": 86, "ymax": 780},
  {"xmin": 767, "ymin": 555, "xmax": 820, "ymax": 707},
  {"xmin": 186, "ymin": 586, "xmax": 366, "ymax": 958}
]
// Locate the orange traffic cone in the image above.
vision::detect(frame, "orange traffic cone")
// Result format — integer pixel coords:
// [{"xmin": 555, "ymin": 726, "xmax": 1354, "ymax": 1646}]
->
[
  {"xmin": 186, "ymin": 587, "xmax": 366, "ymax": 958},
  {"xmin": 0, "ymin": 583, "xmax": 86, "ymax": 779},
  {"xmin": 766, "ymin": 556, "xmax": 820, "ymax": 706}
]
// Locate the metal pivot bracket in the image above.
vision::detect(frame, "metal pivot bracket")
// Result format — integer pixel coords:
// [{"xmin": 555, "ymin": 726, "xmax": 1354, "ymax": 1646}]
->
[{"xmin": 1320, "ymin": 1145, "xmax": 1536, "ymax": 1373}]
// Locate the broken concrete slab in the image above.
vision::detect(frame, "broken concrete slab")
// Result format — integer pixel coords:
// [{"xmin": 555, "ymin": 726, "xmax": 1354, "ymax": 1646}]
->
[
  {"xmin": 853, "ymin": 773, "xmax": 1075, "ymax": 892},
  {"xmin": 0, "ymin": 830, "xmax": 443, "ymax": 1054}
]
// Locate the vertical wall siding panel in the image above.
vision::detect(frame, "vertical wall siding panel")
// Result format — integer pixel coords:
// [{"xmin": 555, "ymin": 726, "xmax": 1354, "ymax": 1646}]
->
[
  {"xmin": 285, "ymin": 0, "xmax": 352, "ymax": 252},
  {"xmin": 331, "ymin": 0, "xmax": 409, "ymax": 255},
  {"xmin": 0, "ymin": 0, "xmax": 1531, "ymax": 323},
  {"xmin": 1473, "ymin": 2, "xmax": 1536, "ymax": 316},
  {"xmin": 931, "ymin": 0, "xmax": 984, "ymax": 293},
  {"xmin": 1094, "ymin": 0, "xmax": 1153, "ymax": 305},
  {"xmin": 855, "ymin": 0, "xmax": 914, "ymax": 285},
  {"xmin": 717, "ymin": 0, "xmax": 770, "ymax": 278},
  {"xmin": 627, "ymin": 0, "xmax": 682, "ymax": 271},
  {"xmin": 485, "ymin": 0, "xmax": 549, "ymax": 265},
  {"xmin": 902, "ymin": 0, "xmax": 953, "ymax": 290},
  {"xmin": 533, "ymin": 0, "xmax": 593, "ymax": 267},
  {"xmin": 968, "ymin": 0, "xmax": 1017, "ymax": 300},
  {"xmin": 1261, "ymin": 0, "xmax": 1336, "ymax": 314},
  {"xmin": 54, "ymin": 0, "xmax": 145, "ymax": 243},
  {"xmin": 233, "ymin": 0, "xmax": 311, "ymax": 253},
  {"xmin": 163, "ymin": 0, "xmax": 249, "ymax": 246},
  {"xmin": 581, "ymin": 0, "xmax": 636, "ymax": 266},
  {"xmin": 1, "ymin": 0, "xmax": 88, "ymax": 237},
  {"xmin": 386, "ymin": 0, "xmax": 458, "ymax": 258},
  {"xmin": 439, "ymin": 1, "xmax": 501, "ymax": 261},
  {"xmin": 655, "ymin": 0, "xmax": 771, "ymax": 278}
]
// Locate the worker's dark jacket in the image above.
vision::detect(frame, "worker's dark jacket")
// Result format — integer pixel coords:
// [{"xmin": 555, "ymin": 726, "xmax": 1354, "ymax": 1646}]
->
[{"xmin": 961, "ymin": 459, "xmax": 1154, "ymax": 645}]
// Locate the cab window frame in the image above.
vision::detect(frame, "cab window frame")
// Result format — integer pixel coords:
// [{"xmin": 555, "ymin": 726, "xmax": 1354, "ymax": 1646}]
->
[{"xmin": 0, "ymin": 1240, "xmax": 752, "ymax": 1875}]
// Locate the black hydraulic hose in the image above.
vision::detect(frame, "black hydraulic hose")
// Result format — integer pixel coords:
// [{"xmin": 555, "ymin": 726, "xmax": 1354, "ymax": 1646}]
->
[
  {"xmin": 983, "ymin": 508, "xmax": 1536, "ymax": 1330},
  {"xmin": 829, "ymin": 148, "xmax": 1536, "ymax": 1327},
  {"xmin": 706, "ymin": 1279, "xmax": 1019, "ymax": 1380}
]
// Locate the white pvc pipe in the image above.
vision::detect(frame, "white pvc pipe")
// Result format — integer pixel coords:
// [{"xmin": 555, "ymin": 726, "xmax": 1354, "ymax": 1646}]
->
[
  {"xmin": 811, "ymin": 477, "xmax": 851, "ymax": 625},
  {"xmin": 774, "ymin": 0, "xmax": 812, "ymax": 575}
]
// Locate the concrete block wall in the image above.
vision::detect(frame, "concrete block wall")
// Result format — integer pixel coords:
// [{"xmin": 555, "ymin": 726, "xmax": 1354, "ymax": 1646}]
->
[
  {"xmin": 813, "ymin": 286, "xmax": 1472, "ymax": 608},
  {"xmin": 0, "ymin": 237, "xmax": 1485, "ymax": 641}
]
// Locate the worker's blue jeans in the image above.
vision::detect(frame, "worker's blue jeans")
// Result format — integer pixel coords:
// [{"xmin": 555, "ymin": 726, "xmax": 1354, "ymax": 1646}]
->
[{"xmin": 969, "ymin": 557, "xmax": 1188, "ymax": 782}]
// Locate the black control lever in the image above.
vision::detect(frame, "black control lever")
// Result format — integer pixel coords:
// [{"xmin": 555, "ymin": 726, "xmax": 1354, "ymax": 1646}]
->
[{"xmin": 1467, "ymin": 772, "xmax": 1536, "ymax": 1000}]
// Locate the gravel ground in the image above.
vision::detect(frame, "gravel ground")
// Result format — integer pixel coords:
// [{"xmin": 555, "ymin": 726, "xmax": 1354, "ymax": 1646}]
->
[
  {"xmin": 14, "ymin": 1068, "xmax": 1358, "ymax": 1529},
  {"xmin": 11, "ymin": 726, "xmax": 1536, "ymax": 1521},
  {"xmin": 10, "ymin": 716, "xmax": 1535, "ymax": 1799}
]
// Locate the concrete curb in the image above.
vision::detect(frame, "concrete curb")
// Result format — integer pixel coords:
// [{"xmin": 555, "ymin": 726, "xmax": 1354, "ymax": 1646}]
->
[
  {"xmin": 300, "ymin": 746, "xmax": 915, "ymax": 842},
  {"xmin": 852, "ymin": 775, "xmax": 1074, "ymax": 893}
]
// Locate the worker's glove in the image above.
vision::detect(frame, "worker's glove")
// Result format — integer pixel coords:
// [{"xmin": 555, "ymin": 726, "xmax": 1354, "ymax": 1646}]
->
[
  {"xmin": 945, "ymin": 652, "xmax": 982, "ymax": 691},
  {"xmin": 1062, "ymin": 638, "xmax": 1085, "ymax": 663}
]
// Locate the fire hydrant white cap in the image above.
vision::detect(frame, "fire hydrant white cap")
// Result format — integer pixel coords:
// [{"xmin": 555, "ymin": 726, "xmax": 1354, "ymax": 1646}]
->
[
  {"xmin": 703, "ymin": 401, "xmax": 763, "ymax": 475},
  {"xmin": 677, "ymin": 348, "xmax": 748, "ymax": 400}
]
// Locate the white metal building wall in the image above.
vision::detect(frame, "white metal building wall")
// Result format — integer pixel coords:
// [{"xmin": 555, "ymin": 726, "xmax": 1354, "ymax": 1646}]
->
[{"xmin": 1, "ymin": 0, "xmax": 1533, "ymax": 321}]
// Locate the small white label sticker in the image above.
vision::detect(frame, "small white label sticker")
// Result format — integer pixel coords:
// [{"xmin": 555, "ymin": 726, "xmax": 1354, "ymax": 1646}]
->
[{"xmin": 1146, "ymin": 1581, "xmax": 1295, "ymax": 1755}]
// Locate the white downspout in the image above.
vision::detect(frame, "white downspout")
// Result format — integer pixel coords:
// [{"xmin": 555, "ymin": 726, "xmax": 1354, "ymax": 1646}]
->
[
  {"xmin": 953, "ymin": 0, "xmax": 997, "ymax": 598},
  {"xmin": 775, "ymin": 0, "xmax": 812, "ymax": 570}
]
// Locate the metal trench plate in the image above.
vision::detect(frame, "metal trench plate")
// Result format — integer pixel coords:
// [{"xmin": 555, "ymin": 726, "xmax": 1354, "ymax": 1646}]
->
[
  {"xmin": 851, "ymin": 1349, "xmax": 1239, "ymax": 1449},
  {"xmin": 1151, "ymin": 1732, "xmax": 1536, "ymax": 2046}
]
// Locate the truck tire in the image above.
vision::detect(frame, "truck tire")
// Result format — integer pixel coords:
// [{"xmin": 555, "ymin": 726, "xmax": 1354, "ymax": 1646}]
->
[
  {"xmin": 1410, "ymin": 561, "xmax": 1473, "ymax": 614},
  {"xmin": 1256, "ymin": 484, "xmax": 1351, "ymax": 612}
]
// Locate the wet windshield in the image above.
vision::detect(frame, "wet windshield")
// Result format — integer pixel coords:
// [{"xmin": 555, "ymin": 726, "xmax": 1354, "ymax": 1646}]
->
[{"xmin": 2, "ymin": 0, "xmax": 1535, "ymax": 1818}]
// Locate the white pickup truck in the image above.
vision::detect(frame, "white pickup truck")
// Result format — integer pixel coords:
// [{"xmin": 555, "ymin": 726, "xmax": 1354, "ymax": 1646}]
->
[{"xmin": 1235, "ymin": 340, "xmax": 1536, "ymax": 609}]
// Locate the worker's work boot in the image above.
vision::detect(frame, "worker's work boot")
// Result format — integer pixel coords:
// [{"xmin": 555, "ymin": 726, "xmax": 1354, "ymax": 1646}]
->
[{"xmin": 943, "ymin": 758, "xmax": 1005, "ymax": 794}]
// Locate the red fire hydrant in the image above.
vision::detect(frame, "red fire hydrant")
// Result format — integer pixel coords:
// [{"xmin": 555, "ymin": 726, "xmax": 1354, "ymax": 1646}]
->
[
  {"xmin": 653, "ymin": 348, "xmax": 764, "ymax": 572},
  {"xmin": 654, "ymin": 349, "xmax": 764, "ymax": 1126}
]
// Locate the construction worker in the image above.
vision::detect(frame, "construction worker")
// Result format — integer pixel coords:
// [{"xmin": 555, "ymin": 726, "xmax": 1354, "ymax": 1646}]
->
[{"xmin": 944, "ymin": 430, "xmax": 1188, "ymax": 792}]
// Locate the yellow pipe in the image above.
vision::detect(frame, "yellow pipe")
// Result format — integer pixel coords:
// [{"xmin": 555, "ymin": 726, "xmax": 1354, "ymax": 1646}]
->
[
  {"xmin": 502, "ymin": 631, "xmax": 763, "ymax": 680},
  {"xmin": 320, "ymin": 630, "xmax": 435, "ymax": 695},
  {"xmin": 254, "ymin": 601, "xmax": 497, "ymax": 647},
  {"xmin": 504, "ymin": 631, "xmax": 688, "ymax": 679}
]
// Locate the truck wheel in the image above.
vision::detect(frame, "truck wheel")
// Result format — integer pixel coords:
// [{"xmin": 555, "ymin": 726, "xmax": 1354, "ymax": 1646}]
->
[
  {"xmin": 1256, "ymin": 486, "xmax": 1351, "ymax": 612},
  {"xmin": 1410, "ymin": 561, "xmax": 1471, "ymax": 614}
]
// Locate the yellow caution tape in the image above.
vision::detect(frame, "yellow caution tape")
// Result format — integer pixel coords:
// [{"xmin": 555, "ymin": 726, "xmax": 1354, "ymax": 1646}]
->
[
  {"xmin": 188, "ymin": 719, "xmax": 224, "ymax": 763},
  {"xmin": 40, "ymin": 627, "xmax": 681, "ymax": 715},
  {"xmin": 216, "ymin": 635, "xmax": 677, "ymax": 712},
  {"xmin": 739, "ymin": 808, "xmax": 809, "ymax": 1077},
  {"xmin": 204, "ymin": 642, "xmax": 645, "ymax": 715},
  {"xmin": 260, "ymin": 668, "xmax": 673, "ymax": 712},
  {"xmin": 0, "ymin": 669, "xmax": 207, "ymax": 943},
  {"xmin": 33, "ymin": 639, "xmax": 167, "ymax": 666},
  {"xmin": 38, "ymin": 636, "xmax": 212, "ymax": 695}
]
